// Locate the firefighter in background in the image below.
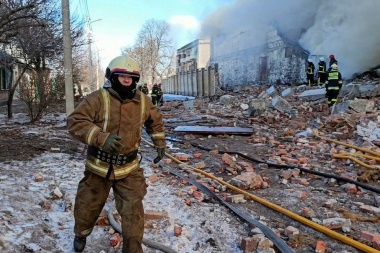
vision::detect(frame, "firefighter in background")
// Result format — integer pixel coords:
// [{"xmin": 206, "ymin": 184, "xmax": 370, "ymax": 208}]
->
[
  {"xmin": 151, "ymin": 83, "xmax": 159, "ymax": 106},
  {"xmin": 317, "ymin": 57, "xmax": 327, "ymax": 86},
  {"xmin": 306, "ymin": 59, "xmax": 315, "ymax": 86},
  {"xmin": 141, "ymin": 83, "xmax": 149, "ymax": 95},
  {"xmin": 157, "ymin": 83, "xmax": 164, "ymax": 106},
  {"xmin": 325, "ymin": 63, "xmax": 343, "ymax": 108},
  {"xmin": 328, "ymin": 54, "xmax": 338, "ymax": 71}
]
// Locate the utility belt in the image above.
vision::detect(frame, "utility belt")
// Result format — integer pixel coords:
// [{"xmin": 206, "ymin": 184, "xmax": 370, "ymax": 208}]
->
[{"xmin": 87, "ymin": 146, "xmax": 138, "ymax": 165}]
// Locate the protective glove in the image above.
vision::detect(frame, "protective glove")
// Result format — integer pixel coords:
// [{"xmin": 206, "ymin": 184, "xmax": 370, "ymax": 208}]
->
[
  {"xmin": 153, "ymin": 148, "xmax": 165, "ymax": 164},
  {"xmin": 102, "ymin": 135, "xmax": 124, "ymax": 155}
]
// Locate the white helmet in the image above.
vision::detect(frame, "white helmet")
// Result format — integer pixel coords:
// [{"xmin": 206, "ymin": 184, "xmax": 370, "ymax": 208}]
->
[
  {"xmin": 307, "ymin": 59, "xmax": 312, "ymax": 62},
  {"xmin": 319, "ymin": 57, "xmax": 324, "ymax": 61},
  {"xmin": 331, "ymin": 63, "xmax": 338, "ymax": 70}
]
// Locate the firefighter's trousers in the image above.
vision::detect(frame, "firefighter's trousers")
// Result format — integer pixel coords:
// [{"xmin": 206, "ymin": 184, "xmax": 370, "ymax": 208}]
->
[
  {"xmin": 74, "ymin": 169, "xmax": 147, "ymax": 253},
  {"xmin": 326, "ymin": 89, "xmax": 340, "ymax": 107},
  {"xmin": 307, "ymin": 74, "xmax": 314, "ymax": 86},
  {"xmin": 151, "ymin": 95, "xmax": 157, "ymax": 106}
]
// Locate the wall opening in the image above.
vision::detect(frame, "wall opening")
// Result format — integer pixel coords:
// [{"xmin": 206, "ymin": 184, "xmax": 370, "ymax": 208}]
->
[{"xmin": 259, "ymin": 57, "xmax": 268, "ymax": 81}]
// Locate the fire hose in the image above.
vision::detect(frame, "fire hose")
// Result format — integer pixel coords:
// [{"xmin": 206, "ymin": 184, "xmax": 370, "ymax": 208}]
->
[{"xmin": 142, "ymin": 137, "xmax": 380, "ymax": 253}]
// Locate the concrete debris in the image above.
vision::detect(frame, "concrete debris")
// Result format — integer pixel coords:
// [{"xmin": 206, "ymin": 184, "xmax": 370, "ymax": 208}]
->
[
  {"xmin": 298, "ymin": 88, "xmax": 326, "ymax": 101},
  {"xmin": 271, "ymin": 96, "xmax": 292, "ymax": 112},
  {"xmin": 248, "ymin": 99, "xmax": 266, "ymax": 116},
  {"xmin": 219, "ymin": 94, "xmax": 236, "ymax": 105}
]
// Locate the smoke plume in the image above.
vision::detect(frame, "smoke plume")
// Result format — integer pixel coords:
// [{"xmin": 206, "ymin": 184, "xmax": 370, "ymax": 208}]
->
[{"xmin": 201, "ymin": 0, "xmax": 380, "ymax": 79}]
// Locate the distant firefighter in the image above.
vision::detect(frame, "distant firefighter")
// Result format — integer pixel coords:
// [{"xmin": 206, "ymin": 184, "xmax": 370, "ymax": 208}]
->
[
  {"xmin": 328, "ymin": 54, "xmax": 338, "ymax": 71},
  {"xmin": 157, "ymin": 83, "xmax": 163, "ymax": 106},
  {"xmin": 151, "ymin": 83, "xmax": 159, "ymax": 106},
  {"xmin": 317, "ymin": 57, "xmax": 327, "ymax": 86},
  {"xmin": 306, "ymin": 59, "xmax": 315, "ymax": 86},
  {"xmin": 325, "ymin": 63, "xmax": 343, "ymax": 108},
  {"xmin": 141, "ymin": 83, "xmax": 149, "ymax": 95}
]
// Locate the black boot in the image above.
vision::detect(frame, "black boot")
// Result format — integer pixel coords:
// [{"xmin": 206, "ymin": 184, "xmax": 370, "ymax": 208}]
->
[{"xmin": 73, "ymin": 236, "xmax": 86, "ymax": 252}]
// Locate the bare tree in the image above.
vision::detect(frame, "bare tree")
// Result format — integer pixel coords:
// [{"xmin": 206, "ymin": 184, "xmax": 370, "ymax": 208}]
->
[
  {"xmin": 124, "ymin": 19, "xmax": 175, "ymax": 85},
  {"xmin": 0, "ymin": 0, "xmax": 39, "ymax": 44},
  {"xmin": 1, "ymin": 0, "xmax": 87, "ymax": 120}
]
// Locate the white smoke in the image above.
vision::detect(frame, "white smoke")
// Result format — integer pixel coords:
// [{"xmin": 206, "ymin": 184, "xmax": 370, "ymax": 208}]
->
[
  {"xmin": 200, "ymin": 0, "xmax": 380, "ymax": 79},
  {"xmin": 299, "ymin": 0, "xmax": 380, "ymax": 78}
]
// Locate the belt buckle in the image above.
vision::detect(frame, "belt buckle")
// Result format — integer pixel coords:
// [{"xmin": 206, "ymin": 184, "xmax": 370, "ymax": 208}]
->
[{"xmin": 116, "ymin": 154, "xmax": 122, "ymax": 165}]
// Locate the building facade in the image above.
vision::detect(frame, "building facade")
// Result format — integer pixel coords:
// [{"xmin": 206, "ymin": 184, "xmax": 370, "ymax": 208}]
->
[
  {"xmin": 176, "ymin": 38, "xmax": 211, "ymax": 73},
  {"xmin": 210, "ymin": 27, "xmax": 309, "ymax": 88}
]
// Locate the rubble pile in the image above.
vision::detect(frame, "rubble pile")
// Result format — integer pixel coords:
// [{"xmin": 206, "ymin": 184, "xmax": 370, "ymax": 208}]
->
[{"xmin": 157, "ymin": 75, "xmax": 380, "ymax": 252}]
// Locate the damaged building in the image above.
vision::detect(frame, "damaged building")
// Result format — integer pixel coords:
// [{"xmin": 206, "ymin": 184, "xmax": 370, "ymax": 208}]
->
[
  {"xmin": 163, "ymin": 25, "xmax": 311, "ymax": 96},
  {"xmin": 212, "ymin": 26, "xmax": 309, "ymax": 88}
]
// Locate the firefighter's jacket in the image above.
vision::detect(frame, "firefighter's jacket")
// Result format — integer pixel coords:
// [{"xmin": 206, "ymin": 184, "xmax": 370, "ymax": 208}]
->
[
  {"xmin": 151, "ymin": 87, "xmax": 158, "ymax": 97},
  {"xmin": 318, "ymin": 61, "xmax": 326, "ymax": 74},
  {"xmin": 67, "ymin": 88, "xmax": 166, "ymax": 179},
  {"xmin": 141, "ymin": 86, "xmax": 149, "ymax": 95},
  {"xmin": 307, "ymin": 63, "xmax": 315, "ymax": 75},
  {"xmin": 157, "ymin": 87, "xmax": 163, "ymax": 96},
  {"xmin": 325, "ymin": 71, "xmax": 343, "ymax": 91}
]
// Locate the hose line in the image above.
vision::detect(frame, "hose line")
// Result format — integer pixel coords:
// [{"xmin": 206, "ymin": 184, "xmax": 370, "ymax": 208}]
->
[
  {"xmin": 165, "ymin": 138, "xmax": 380, "ymax": 194},
  {"xmin": 143, "ymin": 138, "xmax": 380, "ymax": 253},
  {"xmin": 106, "ymin": 203, "xmax": 179, "ymax": 253}
]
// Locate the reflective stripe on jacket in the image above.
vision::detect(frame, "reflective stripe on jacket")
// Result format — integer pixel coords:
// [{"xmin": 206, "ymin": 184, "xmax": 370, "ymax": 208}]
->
[
  {"xmin": 325, "ymin": 71, "xmax": 343, "ymax": 90},
  {"xmin": 68, "ymin": 88, "xmax": 166, "ymax": 179},
  {"xmin": 318, "ymin": 62, "xmax": 326, "ymax": 73}
]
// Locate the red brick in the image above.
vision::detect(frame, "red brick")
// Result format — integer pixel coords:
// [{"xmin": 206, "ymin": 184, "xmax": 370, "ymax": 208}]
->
[
  {"xmin": 184, "ymin": 198, "xmax": 191, "ymax": 206},
  {"xmin": 240, "ymin": 237, "xmax": 259, "ymax": 252},
  {"xmin": 209, "ymin": 149, "xmax": 219, "ymax": 155},
  {"xmin": 193, "ymin": 153, "xmax": 203, "ymax": 158},
  {"xmin": 361, "ymin": 231, "xmax": 380, "ymax": 242},
  {"xmin": 110, "ymin": 233, "xmax": 121, "ymax": 247},
  {"xmin": 33, "ymin": 173, "xmax": 44, "ymax": 182},
  {"xmin": 373, "ymin": 239, "xmax": 380, "ymax": 250},
  {"xmin": 149, "ymin": 174, "xmax": 158, "ymax": 183},
  {"xmin": 174, "ymin": 225, "xmax": 182, "ymax": 236},
  {"xmin": 315, "ymin": 241, "xmax": 326, "ymax": 253}
]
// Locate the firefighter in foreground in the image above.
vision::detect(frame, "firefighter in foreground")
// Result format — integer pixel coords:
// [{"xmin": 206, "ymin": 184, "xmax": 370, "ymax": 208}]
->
[
  {"xmin": 317, "ymin": 57, "xmax": 327, "ymax": 86},
  {"xmin": 306, "ymin": 59, "xmax": 315, "ymax": 86},
  {"xmin": 325, "ymin": 63, "xmax": 343, "ymax": 108},
  {"xmin": 67, "ymin": 55, "xmax": 166, "ymax": 253}
]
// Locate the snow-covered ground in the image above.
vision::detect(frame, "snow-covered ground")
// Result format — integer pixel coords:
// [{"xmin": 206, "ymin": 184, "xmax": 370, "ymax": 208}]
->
[{"xmin": 0, "ymin": 113, "xmax": 245, "ymax": 253}]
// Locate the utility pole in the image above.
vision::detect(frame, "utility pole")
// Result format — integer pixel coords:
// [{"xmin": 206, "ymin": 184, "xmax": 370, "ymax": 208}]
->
[
  {"xmin": 61, "ymin": 0, "xmax": 74, "ymax": 116},
  {"xmin": 96, "ymin": 50, "xmax": 99, "ymax": 89},
  {"xmin": 87, "ymin": 17, "xmax": 93, "ymax": 92}
]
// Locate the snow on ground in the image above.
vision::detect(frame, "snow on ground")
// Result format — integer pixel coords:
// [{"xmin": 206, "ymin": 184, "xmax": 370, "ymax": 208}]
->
[{"xmin": 0, "ymin": 112, "xmax": 246, "ymax": 253}]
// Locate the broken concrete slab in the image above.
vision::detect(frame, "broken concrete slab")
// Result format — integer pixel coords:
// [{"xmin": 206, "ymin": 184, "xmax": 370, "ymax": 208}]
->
[
  {"xmin": 220, "ymin": 95, "xmax": 236, "ymax": 105},
  {"xmin": 332, "ymin": 101, "xmax": 351, "ymax": 114},
  {"xmin": 349, "ymin": 99, "xmax": 375, "ymax": 113},
  {"xmin": 272, "ymin": 96, "xmax": 292, "ymax": 112},
  {"xmin": 248, "ymin": 99, "xmax": 267, "ymax": 116},
  {"xmin": 281, "ymin": 88, "xmax": 293, "ymax": 98},
  {"xmin": 183, "ymin": 100, "xmax": 195, "ymax": 110},
  {"xmin": 266, "ymin": 85, "xmax": 278, "ymax": 97},
  {"xmin": 298, "ymin": 88, "xmax": 326, "ymax": 101},
  {"xmin": 339, "ymin": 84, "xmax": 359, "ymax": 100}
]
